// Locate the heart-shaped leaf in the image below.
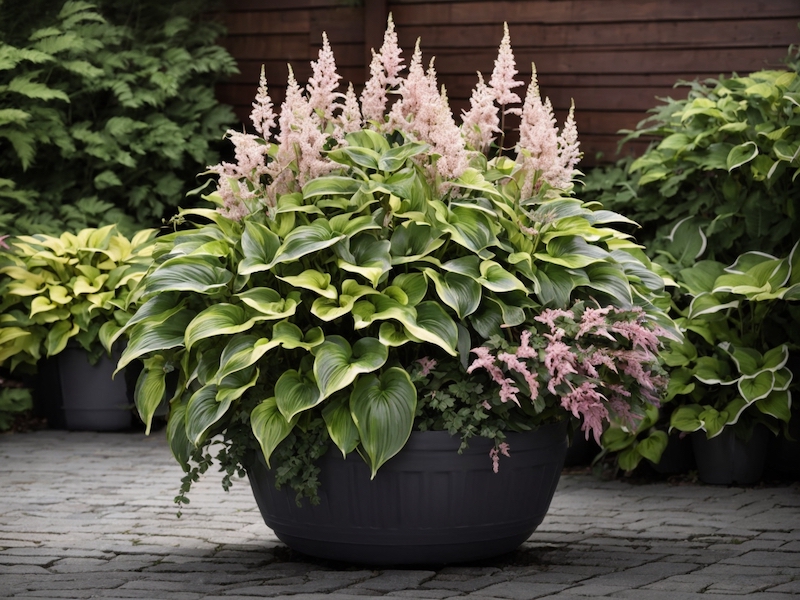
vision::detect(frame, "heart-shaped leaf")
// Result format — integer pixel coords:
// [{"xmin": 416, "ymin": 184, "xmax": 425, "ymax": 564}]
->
[
  {"xmin": 274, "ymin": 369, "xmax": 322, "ymax": 421},
  {"xmin": 322, "ymin": 396, "xmax": 360, "ymax": 457},
  {"xmin": 251, "ymin": 397, "xmax": 295, "ymax": 467},
  {"xmin": 313, "ymin": 335, "xmax": 388, "ymax": 400}
]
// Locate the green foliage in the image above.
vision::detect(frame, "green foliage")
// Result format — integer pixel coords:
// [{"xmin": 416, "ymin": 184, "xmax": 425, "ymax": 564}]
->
[
  {"xmin": 0, "ymin": 384, "xmax": 32, "ymax": 430},
  {"xmin": 0, "ymin": 225, "xmax": 156, "ymax": 369},
  {"xmin": 608, "ymin": 53, "xmax": 800, "ymax": 268},
  {"xmin": 0, "ymin": 0, "xmax": 238, "ymax": 235}
]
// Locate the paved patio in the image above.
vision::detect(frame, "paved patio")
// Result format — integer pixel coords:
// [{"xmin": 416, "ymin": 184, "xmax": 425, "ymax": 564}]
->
[{"xmin": 1, "ymin": 429, "xmax": 798, "ymax": 599}]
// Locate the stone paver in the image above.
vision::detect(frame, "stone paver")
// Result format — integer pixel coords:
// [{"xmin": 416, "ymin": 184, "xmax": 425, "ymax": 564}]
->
[{"xmin": 1, "ymin": 430, "xmax": 798, "ymax": 599}]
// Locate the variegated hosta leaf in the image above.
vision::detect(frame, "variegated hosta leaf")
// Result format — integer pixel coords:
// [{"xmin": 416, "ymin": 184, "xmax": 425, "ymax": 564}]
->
[
  {"xmin": 687, "ymin": 292, "xmax": 739, "ymax": 320},
  {"xmin": 251, "ymin": 397, "xmax": 295, "ymax": 467},
  {"xmin": 216, "ymin": 366, "xmax": 259, "ymax": 403},
  {"xmin": 310, "ymin": 279, "xmax": 379, "ymax": 321},
  {"xmin": 377, "ymin": 140, "xmax": 429, "ymax": 172},
  {"xmin": 423, "ymin": 268, "xmax": 481, "ymax": 318},
  {"xmin": 274, "ymin": 369, "xmax": 322, "ymax": 421},
  {"xmin": 277, "ymin": 269, "xmax": 337, "ymax": 299},
  {"xmin": 756, "ymin": 390, "xmax": 792, "ymax": 422},
  {"xmin": 234, "ymin": 288, "xmax": 299, "ymax": 320},
  {"xmin": 44, "ymin": 319, "xmax": 79, "ymax": 357},
  {"xmin": 313, "ymin": 335, "xmax": 388, "ymax": 400},
  {"xmin": 116, "ymin": 310, "xmax": 193, "ymax": 373},
  {"xmin": 270, "ymin": 320, "xmax": 324, "ymax": 350},
  {"xmin": 184, "ymin": 304, "xmax": 269, "ymax": 350},
  {"xmin": 167, "ymin": 400, "xmax": 192, "ymax": 470},
  {"xmin": 268, "ymin": 220, "xmax": 346, "ymax": 267},
  {"xmin": 582, "ymin": 263, "xmax": 634, "ymax": 307},
  {"xmin": 185, "ymin": 385, "xmax": 232, "ymax": 446},
  {"xmin": 437, "ymin": 204, "xmax": 499, "ymax": 257},
  {"xmin": 145, "ymin": 255, "xmax": 233, "ymax": 294},
  {"xmin": 239, "ymin": 220, "xmax": 281, "ymax": 275},
  {"xmin": 336, "ymin": 235, "xmax": 392, "ymax": 287},
  {"xmin": 534, "ymin": 236, "xmax": 610, "ymax": 269},
  {"xmin": 322, "ymin": 396, "xmax": 360, "ymax": 457},
  {"xmin": 301, "ymin": 175, "xmax": 362, "ymax": 198},
  {"xmin": 390, "ymin": 273, "xmax": 428, "ymax": 305},
  {"xmin": 134, "ymin": 355, "xmax": 168, "ymax": 435},
  {"xmin": 350, "ymin": 367, "xmax": 416, "ymax": 479},
  {"xmin": 104, "ymin": 293, "xmax": 184, "ymax": 350},
  {"xmin": 215, "ymin": 334, "xmax": 280, "ymax": 383},
  {"xmin": 738, "ymin": 370, "xmax": 775, "ymax": 404},
  {"xmin": 478, "ymin": 260, "xmax": 528, "ymax": 293},
  {"xmin": 389, "ymin": 222, "xmax": 445, "ymax": 264},
  {"xmin": 378, "ymin": 322, "xmax": 415, "ymax": 347}
]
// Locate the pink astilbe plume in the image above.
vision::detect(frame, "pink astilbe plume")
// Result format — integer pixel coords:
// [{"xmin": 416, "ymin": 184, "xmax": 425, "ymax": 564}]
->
[
  {"xmin": 517, "ymin": 63, "xmax": 559, "ymax": 198},
  {"xmin": 207, "ymin": 130, "xmax": 269, "ymax": 220},
  {"xmin": 488, "ymin": 22, "xmax": 523, "ymax": 113},
  {"xmin": 461, "ymin": 71, "xmax": 500, "ymax": 153},
  {"xmin": 360, "ymin": 15, "xmax": 404, "ymax": 124},
  {"xmin": 543, "ymin": 338, "xmax": 578, "ymax": 394},
  {"xmin": 550, "ymin": 100, "xmax": 581, "ymax": 189},
  {"xmin": 561, "ymin": 382, "xmax": 609, "ymax": 444},
  {"xmin": 338, "ymin": 82, "xmax": 362, "ymax": 135},
  {"xmin": 468, "ymin": 347, "xmax": 520, "ymax": 405},
  {"xmin": 489, "ymin": 442, "xmax": 511, "ymax": 473},
  {"xmin": 498, "ymin": 351, "xmax": 539, "ymax": 402},
  {"xmin": 307, "ymin": 32, "xmax": 342, "ymax": 123},
  {"xmin": 250, "ymin": 66, "xmax": 276, "ymax": 140}
]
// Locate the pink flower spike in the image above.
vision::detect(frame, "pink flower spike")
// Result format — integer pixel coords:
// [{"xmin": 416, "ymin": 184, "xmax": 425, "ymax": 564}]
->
[
  {"xmin": 416, "ymin": 357, "xmax": 438, "ymax": 377},
  {"xmin": 307, "ymin": 32, "xmax": 342, "ymax": 123},
  {"xmin": 488, "ymin": 22, "xmax": 524, "ymax": 109},
  {"xmin": 250, "ymin": 65, "xmax": 276, "ymax": 140},
  {"xmin": 461, "ymin": 71, "xmax": 501, "ymax": 153},
  {"xmin": 379, "ymin": 13, "xmax": 404, "ymax": 85}
]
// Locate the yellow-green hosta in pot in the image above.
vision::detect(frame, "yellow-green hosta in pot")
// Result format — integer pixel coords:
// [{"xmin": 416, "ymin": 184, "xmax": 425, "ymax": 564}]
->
[{"xmin": 116, "ymin": 21, "xmax": 676, "ymax": 526}]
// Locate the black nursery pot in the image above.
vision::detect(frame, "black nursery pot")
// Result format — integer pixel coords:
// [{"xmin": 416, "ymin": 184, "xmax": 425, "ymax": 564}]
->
[
  {"xmin": 35, "ymin": 346, "xmax": 132, "ymax": 432},
  {"xmin": 247, "ymin": 421, "xmax": 569, "ymax": 566},
  {"xmin": 692, "ymin": 425, "xmax": 770, "ymax": 485}
]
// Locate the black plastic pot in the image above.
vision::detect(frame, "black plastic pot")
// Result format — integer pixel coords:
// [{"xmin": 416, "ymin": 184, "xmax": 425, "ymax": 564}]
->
[
  {"xmin": 649, "ymin": 432, "xmax": 696, "ymax": 475},
  {"xmin": 35, "ymin": 346, "xmax": 132, "ymax": 431},
  {"xmin": 248, "ymin": 421, "xmax": 568, "ymax": 566},
  {"xmin": 692, "ymin": 425, "xmax": 770, "ymax": 485}
]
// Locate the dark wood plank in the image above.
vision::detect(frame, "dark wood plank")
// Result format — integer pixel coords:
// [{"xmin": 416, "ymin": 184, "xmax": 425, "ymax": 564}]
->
[
  {"xmin": 218, "ymin": 10, "xmax": 311, "ymax": 35},
  {"xmin": 389, "ymin": 0, "xmax": 800, "ymax": 25}
]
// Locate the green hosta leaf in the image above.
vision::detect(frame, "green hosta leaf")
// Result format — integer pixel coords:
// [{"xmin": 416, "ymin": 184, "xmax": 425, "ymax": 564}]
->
[
  {"xmin": 414, "ymin": 301, "xmax": 459, "ymax": 355},
  {"xmin": 738, "ymin": 370, "xmax": 775, "ymax": 403},
  {"xmin": 337, "ymin": 236, "xmax": 392, "ymax": 287},
  {"xmin": 662, "ymin": 217, "xmax": 707, "ymax": 266},
  {"xmin": 762, "ymin": 345, "xmax": 790, "ymax": 372},
  {"xmin": 423, "ymin": 268, "xmax": 481, "ymax": 318},
  {"xmin": 350, "ymin": 367, "xmax": 416, "ymax": 478},
  {"xmin": 666, "ymin": 367, "xmax": 695, "ymax": 400},
  {"xmin": 311, "ymin": 280, "xmax": 380, "ymax": 321},
  {"xmin": 720, "ymin": 343, "xmax": 762, "ymax": 376},
  {"xmin": 535, "ymin": 236, "xmax": 609, "ymax": 269},
  {"xmin": 184, "ymin": 304, "xmax": 267, "ymax": 350},
  {"xmin": 276, "ymin": 192, "xmax": 324, "ymax": 216},
  {"xmin": 727, "ymin": 141, "xmax": 759, "ymax": 171},
  {"xmin": 535, "ymin": 264, "xmax": 578, "ymax": 307},
  {"xmin": 313, "ymin": 336, "xmax": 388, "ymax": 400},
  {"xmin": 302, "ymin": 176, "xmax": 362, "ymax": 198},
  {"xmin": 601, "ymin": 425, "xmax": 635, "ymax": 452},
  {"xmin": 582, "ymin": 263, "xmax": 633, "ymax": 306},
  {"xmin": 378, "ymin": 322, "xmax": 414, "ymax": 347},
  {"xmin": 636, "ymin": 430, "xmax": 669, "ymax": 464},
  {"xmin": 694, "ymin": 356, "xmax": 735, "ymax": 385},
  {"xmin": 185, "ymin": 385, "xmax": 232, "ymax": 446},
  {"xmin": 326, "ymin": 146, "xmax": 381, "ymax": 170},
  {"xmin": 486, "ymin": 294, "xmax": 527, "ymax": 328},
  {"xmin": 240, "ymin": 221, "xmax": 282, "ymax": 275},
  {"xmin": 773, "ymin": 367, "xmax": 793, "ymax": 391},
  {"xmin": 478, "ymin": 260, "xmax": 528, "ymax": 293},
  {"xmin": 216, "ymin": 335, "xmax": 280, "ymax": 382},
  {"xmin": 437, "ymin": 204, "xmax": 498, "ymax": 257},
  {"xmin": 166, "ymin": 401, "xmax": 192, "ymax": 469},
  {"xmin": 756, "ymin": 390, "xmax": 792, "ymax": 422},
  {"xmin": 378, "ymin": 141, "xmax": 429, "ymax": 172},
  {"xmin": 216, "ymin": 366, "xmax": 259, "ymax": 403},
  {"xmin": 679, "ymin": 260, "xmax": 726, "ymax": 295},
  {"xmin": 618, "ymin": 446, "xmax": 644, "ymax": 472},
  {"xmin": 670, "ymin": 404, "xmax": 704, "ymax": 433},
  {"xmin": 686, "ymin": 293, "xmax": 739, "ymax": 320},
  {"xmin": 278, "ymin": 269, "xmax": 336, "ymax": 299},
  {"xmin": 391, "ymin": 273, "xmax": 428, "ymax": 305},
  {"xmin": 235, "ymin": 288, "xmax": 299, "ymax": 320},
  {"xmin": 117, "ymin": 311, "xmax": 193, "ymax": 372},
  {"xmin": 106, "ymin": 294, "xmax": 184, "ymax": 350},
  {"xmin": 389, "ymin": 222, "xmax": 445, "ymax": 264},
  {"xmin": 44, "ymin": 320, "xmax": 78, "ymax": 357},
  {"xmin": 274, "ymin": 369, "xmax": 322, "ymax": 421},
  {"xmin": 146, "ymin": 255, "xmax": 232, "ymax": 294},
  {"xmin": 322, "ymin": 396, "xmax": 360, "ymax": 457},
  {"xmin": 271, "ymin": 320, "xmax": 324, "ymax": 350},
  {"xmin": 134, "ymin": 356, "xmax": 167, "ymax": 435},
  {"xmin": 269, "ymin": 220, "xmax": 346, "ymax": 266},
  {"xmin": 251, "ymin": 397, "xmax": 295, "ymax": 467},
  {"xmin": 699, "ymin": 407, "xmax": 728, "ymax": 438}
]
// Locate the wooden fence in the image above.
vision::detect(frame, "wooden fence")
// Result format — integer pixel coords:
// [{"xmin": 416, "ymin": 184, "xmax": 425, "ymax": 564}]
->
[{"xmin": 214, "ymin": 0, "xmax": 800, "ymax": 164}]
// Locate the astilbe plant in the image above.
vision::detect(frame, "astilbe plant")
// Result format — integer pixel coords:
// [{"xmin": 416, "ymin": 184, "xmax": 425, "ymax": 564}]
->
[{"xmin": 116, "ymin": 18, "xmax": 675, "ymax": 505}]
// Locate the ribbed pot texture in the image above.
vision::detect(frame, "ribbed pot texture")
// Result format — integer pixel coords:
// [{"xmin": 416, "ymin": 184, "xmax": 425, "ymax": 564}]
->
[{"xmin": 247, "ymin": 420, "xmax": 568, "ymax": 565}]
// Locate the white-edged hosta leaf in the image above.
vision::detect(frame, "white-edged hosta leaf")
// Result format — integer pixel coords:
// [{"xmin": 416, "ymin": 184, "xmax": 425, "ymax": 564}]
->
[
  {"xmin": 738, "ymin": 370, "xmax": 775, "ymax": 403},
  {"xmin": 756, "ymin": 390, "xmax": 792, "ymax": 422},
  {"xmin": 687, "ymin": 293, "xmax": 739, "ymax": 320},
  {"xmin": 727, "ymin": 141, "xmax": 759, "ymax": 171},
  {"xmin": 350, "ymin": 367, "xmax": 416, "ymax": 478}
]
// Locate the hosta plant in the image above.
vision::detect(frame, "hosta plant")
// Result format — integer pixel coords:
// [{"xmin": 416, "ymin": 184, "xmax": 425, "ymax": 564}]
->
[
  {"xmin": 0, "ymin": 225, "xmax": 156, "ymax": 370},
  {"xmin": 664, "ymin": 242, "xmax": 799, "ymax": 441},
  {"xmin": 116, "ymin": 21, "xmax": 675, "ymax": 505}
]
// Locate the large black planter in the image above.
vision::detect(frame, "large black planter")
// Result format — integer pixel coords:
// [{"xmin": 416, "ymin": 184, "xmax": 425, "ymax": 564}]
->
[
  {"xmin": 248, "ymin": 421, "xmax": 568, "ymax": 566},
  {"xmin": 35, "ymin": 346, "xmax": 132, "ymax": 431},
  {"xmin": 692, "ymin": 426, "xmax": 770, "ymax": 485}
]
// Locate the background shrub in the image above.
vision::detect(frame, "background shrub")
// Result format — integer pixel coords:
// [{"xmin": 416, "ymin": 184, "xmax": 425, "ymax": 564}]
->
[{"xmin": 0, "ymin": 0, "xmax": 238, "ymax": 235}]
